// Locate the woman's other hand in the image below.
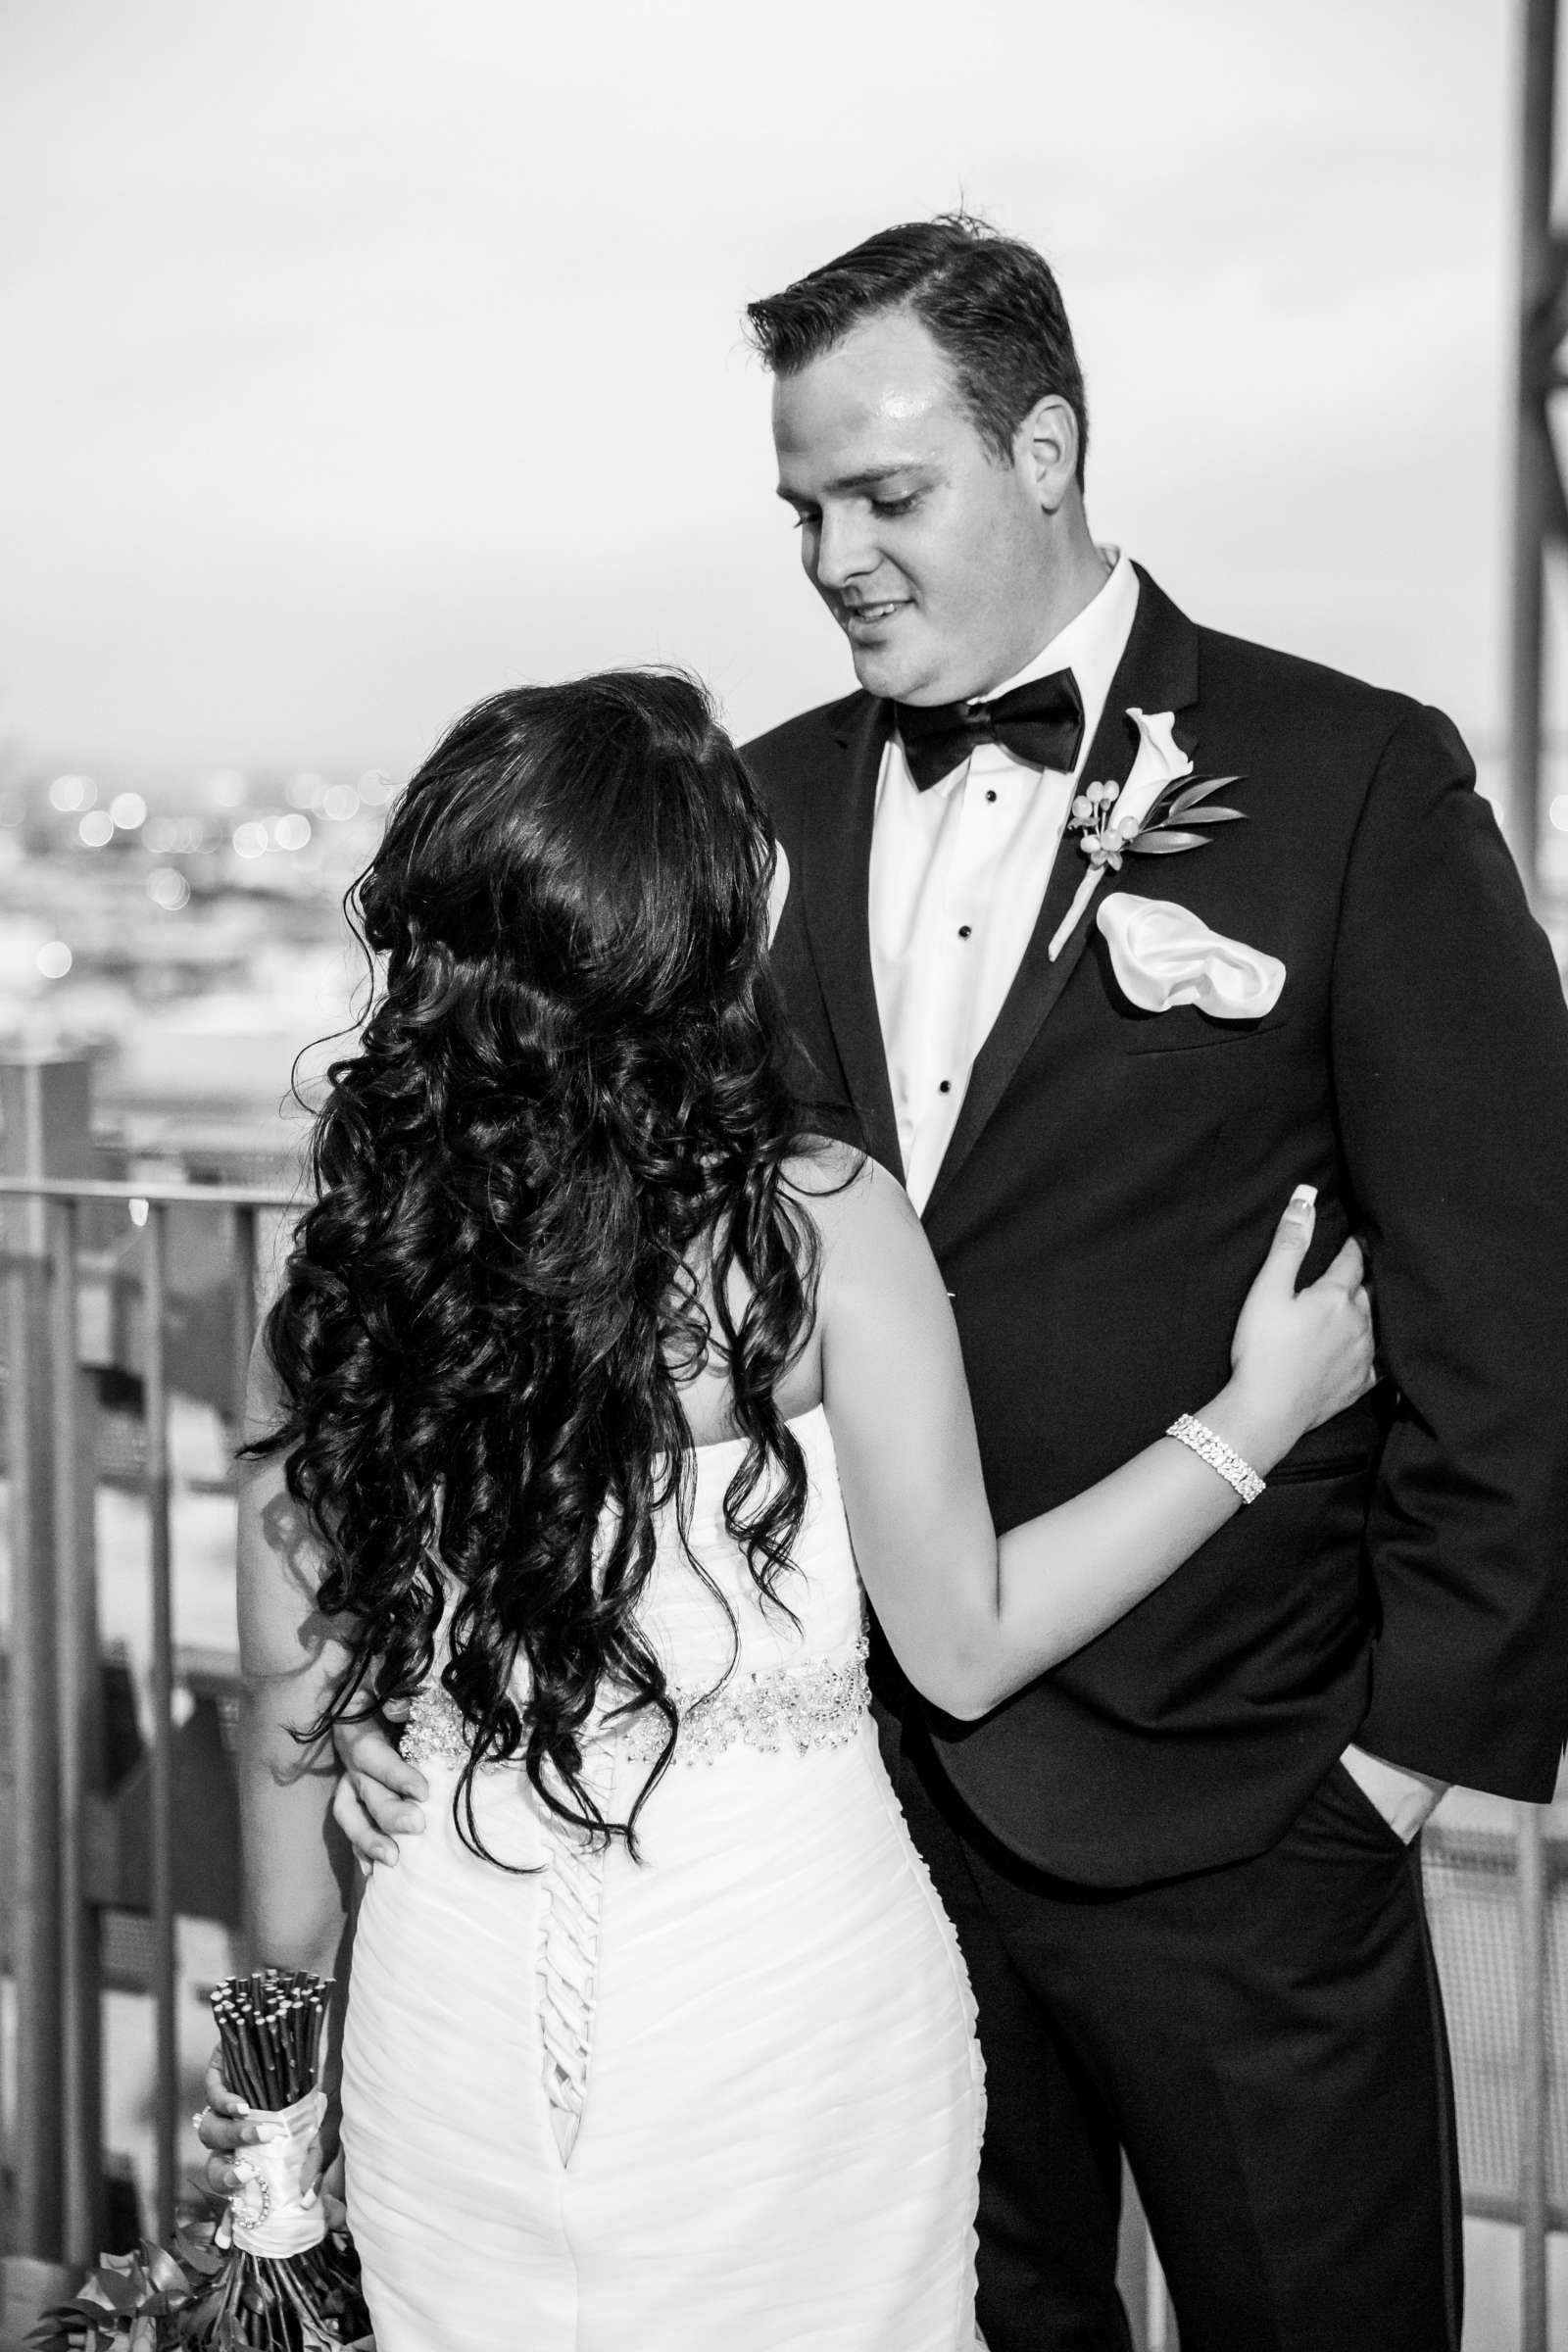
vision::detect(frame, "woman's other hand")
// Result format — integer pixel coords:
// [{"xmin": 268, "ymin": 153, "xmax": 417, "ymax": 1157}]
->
[{"xmin": 1226, "ymin": 1187, "xmax": 1376, "ymax": 1459}]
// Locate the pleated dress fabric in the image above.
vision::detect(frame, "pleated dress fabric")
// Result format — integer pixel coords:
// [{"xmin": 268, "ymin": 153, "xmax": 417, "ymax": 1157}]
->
[{"xmin": 341, "ymin": 1406, "xmax": 986, "ymax": 2351}]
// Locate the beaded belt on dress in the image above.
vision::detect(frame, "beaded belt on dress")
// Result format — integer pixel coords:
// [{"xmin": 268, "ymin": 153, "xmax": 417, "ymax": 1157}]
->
[{"xmin": 400, "ymin": 1633, "xmax": 871, "ymax": 1771}]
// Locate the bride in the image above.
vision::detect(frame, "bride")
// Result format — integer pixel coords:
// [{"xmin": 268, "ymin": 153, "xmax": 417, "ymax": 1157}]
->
[{"xmin": 203, "ymin": 669, "xmax": 1371, "ymax": 2351}]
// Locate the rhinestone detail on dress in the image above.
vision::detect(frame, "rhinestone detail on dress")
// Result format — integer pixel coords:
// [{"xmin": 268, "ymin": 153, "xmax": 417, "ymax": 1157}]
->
[
  {"xmin": 617, "ymin": 1635, "xmax": 871, "ymax": 1766},
  {"xmin": 400, "ymin": 1678, "xmax": 474, "ymax": 1770},
  {"xmin": 400, "ymin": 1636, "xmax": 871, "ymax": 1772}
]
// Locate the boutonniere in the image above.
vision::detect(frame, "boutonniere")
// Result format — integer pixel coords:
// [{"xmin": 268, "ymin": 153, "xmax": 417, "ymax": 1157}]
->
[
  {"xmin": 1047, "ymin": 709, "xmax": 1247, "ymax": 961},
  {"xmin": 1067, "ymin": 769, "xmax": 1247, "ymax": 872}
]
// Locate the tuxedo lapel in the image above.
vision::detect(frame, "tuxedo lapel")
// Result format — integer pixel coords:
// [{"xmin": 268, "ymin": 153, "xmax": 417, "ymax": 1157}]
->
[
  {"xmin": 801, "ymin": 691, "xmax": 904, "ymax": 1176},
  {"xmin": 925, "ymin": 567, "xmax": 1201, "ymax": 1217}
]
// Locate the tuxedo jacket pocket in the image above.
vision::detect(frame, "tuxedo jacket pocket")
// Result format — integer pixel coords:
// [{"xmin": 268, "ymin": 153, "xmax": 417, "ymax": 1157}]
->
[{"xmin": 1119, "ymin": 1005, "xmax": 1288, "ymax": 1055}]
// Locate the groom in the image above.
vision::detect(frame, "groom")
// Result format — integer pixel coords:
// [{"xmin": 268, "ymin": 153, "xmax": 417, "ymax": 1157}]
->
[{"xmin": 338, "ymin": 219, "xmax": 1568, "ymax": 2347}]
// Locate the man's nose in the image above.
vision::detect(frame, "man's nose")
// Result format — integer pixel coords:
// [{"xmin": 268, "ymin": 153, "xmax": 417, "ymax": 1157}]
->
[{"xmin": 812, "ymin": 508, "xmax": 875, "ymax": 593}]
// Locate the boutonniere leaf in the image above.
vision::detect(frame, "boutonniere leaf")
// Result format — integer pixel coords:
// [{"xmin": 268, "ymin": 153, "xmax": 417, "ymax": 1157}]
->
[{"xmin": 1068, "ymin": 772, "xmax": 1249, "ymax": 872}]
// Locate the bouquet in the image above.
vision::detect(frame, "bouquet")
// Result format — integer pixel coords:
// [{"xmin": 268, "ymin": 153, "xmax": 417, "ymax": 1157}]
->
[{"xmin": 31, "ymin": 1972, "xmax": 373, "ymax": 2352}]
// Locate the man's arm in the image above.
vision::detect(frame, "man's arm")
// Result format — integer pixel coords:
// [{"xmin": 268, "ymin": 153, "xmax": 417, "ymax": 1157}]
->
[
  {"xmin": 1332, "ymin": 704, "xmax": 1568, "ymax": 1800},
  {"xmin": 332, "ymin": 1715, "xmax": 427, "ymax": 1866}
]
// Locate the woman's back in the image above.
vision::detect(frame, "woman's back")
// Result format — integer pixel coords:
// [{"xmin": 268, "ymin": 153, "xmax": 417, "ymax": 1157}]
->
[{"xmin": 343, "ymin": 1372, "xmax": 986, "ymax": 2352}]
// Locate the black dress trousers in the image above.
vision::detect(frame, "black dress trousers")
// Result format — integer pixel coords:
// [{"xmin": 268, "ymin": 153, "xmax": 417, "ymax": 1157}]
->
[{"xmin": 898, "ymin": 1732, "xmax": 1463, "ymax": 2352}]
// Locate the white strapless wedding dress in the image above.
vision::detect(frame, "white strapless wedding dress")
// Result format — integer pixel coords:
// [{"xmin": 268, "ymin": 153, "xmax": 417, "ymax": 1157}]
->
[{"xmin": 341, "ymin": 1406, "xmax": 985, "ymax": 2351}]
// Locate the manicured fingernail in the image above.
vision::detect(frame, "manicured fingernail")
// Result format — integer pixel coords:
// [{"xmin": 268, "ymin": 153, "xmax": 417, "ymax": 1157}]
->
[
  {"xmin": 252, "ymin": 2120, "xmax": 286, "ymax": 2143},
  {"xmin": 1289, "ymin": 1185, "xmax": 1317, "ymax": 1208},
  {"xmin": 379, "ymin": 1842, "xmax": 398, "ymax": 1866}
]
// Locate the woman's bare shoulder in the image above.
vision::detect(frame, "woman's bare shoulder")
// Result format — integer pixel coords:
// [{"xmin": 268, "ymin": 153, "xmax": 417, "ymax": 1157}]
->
[
  {"xmin": 782, "ymin": 1133, "xmax": 865, "ymax": 1198},
  {"xmin": 782, "ymin": 1144, "xmax": 923, "ymax": 1278}
]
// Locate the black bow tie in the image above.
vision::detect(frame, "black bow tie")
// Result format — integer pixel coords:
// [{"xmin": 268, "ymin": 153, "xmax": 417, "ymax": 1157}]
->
[{"xmin": 895, "ymin": 668, "xmax": 1085, "ymax": 793}]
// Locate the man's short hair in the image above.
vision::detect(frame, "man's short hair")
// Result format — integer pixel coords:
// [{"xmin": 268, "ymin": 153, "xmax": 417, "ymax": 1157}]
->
[{"xmin": 745, "ymin": 214, "xmax": 1089, "ymax": 486}]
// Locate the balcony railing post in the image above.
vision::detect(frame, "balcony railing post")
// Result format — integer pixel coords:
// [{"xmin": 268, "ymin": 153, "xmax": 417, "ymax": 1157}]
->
[
  {"xmin": 1517, "ymin": 1799, "xmax": 1549, "ymax": 2352},
  {"xmin": 141, "ymin": 1200, "xmax": 179, "ymax": 2246},
  {"xmin": 0, "ymin": 1053, "xmax": 92, "ymax": 2267},
  {"xmin": 49, "ymin": 1196, "xmax": 105, "ymax": 2265},
  {"xmin": 1, "ymin": 1233, "xmax": 62, "ymax": 2263}
]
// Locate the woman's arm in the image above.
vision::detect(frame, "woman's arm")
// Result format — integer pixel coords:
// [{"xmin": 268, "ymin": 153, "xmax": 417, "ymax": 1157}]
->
[
  {"xmin": 196, "ymin": 1339, "xmax": 361, "ymax": 2201},
  {"xmin": 816, "ymin": 1158, "xmax": 1370, "ymax": 1721},
  {"xmin": 235, "ymin": 1334, "xmax": 357, "ymax": 1978}
]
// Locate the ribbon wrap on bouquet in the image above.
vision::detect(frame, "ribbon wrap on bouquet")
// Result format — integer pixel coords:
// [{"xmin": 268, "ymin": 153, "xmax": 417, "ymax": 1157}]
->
[{"xmin": 229, "ymin": 2087, "xmax": 328, "ymax": 2258}]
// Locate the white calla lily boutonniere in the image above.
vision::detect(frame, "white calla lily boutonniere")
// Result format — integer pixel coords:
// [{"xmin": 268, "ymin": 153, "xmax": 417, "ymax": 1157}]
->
[{"xmin": 1047, "ymin": 709, "xmax": 1248, "ymax": 961}]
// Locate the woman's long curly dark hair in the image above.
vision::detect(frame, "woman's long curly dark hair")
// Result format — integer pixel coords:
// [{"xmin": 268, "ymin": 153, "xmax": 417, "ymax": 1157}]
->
[{"xmin": 255, "ymin": 670, "xmax": 825, "ymax": 1856}]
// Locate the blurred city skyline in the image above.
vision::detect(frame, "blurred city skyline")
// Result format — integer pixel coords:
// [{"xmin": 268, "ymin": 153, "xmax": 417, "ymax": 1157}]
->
[{"xmin": 0, "ymin": 0, "xmax": 1544, "ymax": 784}]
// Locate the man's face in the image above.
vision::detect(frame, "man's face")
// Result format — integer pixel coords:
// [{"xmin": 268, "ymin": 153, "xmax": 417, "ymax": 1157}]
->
[{"xmin": 771, "ymin": 308, "xmax": 1054, "ymax": 706}]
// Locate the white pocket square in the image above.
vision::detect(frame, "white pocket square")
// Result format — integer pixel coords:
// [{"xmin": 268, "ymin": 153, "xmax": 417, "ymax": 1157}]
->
[{"xmin": 1097, "ymin": 893, "xmax": 1286, "ymax": 1020}]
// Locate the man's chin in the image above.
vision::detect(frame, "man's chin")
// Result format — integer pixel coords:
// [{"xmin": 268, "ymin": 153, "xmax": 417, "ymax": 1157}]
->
[{"xmin": 848, "ymin": 641, "xmax": 929, "ymax": 703}]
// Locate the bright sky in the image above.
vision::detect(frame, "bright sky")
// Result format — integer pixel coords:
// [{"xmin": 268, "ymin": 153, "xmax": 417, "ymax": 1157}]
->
[{"xmin": 0, "ymin": 0, "xmax": 1536, "ymax": 780}]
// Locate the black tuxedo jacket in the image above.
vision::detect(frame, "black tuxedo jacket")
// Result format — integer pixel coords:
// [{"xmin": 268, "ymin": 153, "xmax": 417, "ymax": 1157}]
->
[{"xmin": 745, "ymin": 565, "xmax": 1568, "ymax": 1886}]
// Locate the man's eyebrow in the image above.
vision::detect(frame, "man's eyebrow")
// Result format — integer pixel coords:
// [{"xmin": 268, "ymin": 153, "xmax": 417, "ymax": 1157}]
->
[{"xmin": 775, "ymin": 464, "xmax": 933, "ymax": 504}]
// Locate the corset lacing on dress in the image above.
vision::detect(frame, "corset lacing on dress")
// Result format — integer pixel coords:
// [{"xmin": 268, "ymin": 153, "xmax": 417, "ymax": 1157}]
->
[{"xmin": 535, "ymin": 1808, "xmax": 604, "ymax": 2163}]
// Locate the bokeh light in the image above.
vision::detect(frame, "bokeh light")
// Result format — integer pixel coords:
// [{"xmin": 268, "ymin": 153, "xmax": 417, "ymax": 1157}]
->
[
  {"xmin": 35, "ymin": 940, "xmax": 73, "ymax": 979},
  {"xmin": 78, "ymin": 810, "xmax": 115, "ymax": 848},
  {"xmin": 147, "ymin": 867, "xmax": 191, "ymax": 911},
  {"xmin": 48, "ymin": 774, "xmax": 96, "ymax": 813},
  {"xmin": 231, "ymin": 821, "xmax": 269, "ymax": 859},
  {"xmin": 110, "ymin": 791, "xmax": 148, "ymax": 831},
  {"xmin": 274, "ymin": 812, "xmax": 313, "ymax": 852},
  {"xmin": 208, "ymin": 770, "xmax": 249, "ymax": 808},
  {"xmin": 320, "ymin": 784, "xmax": 360, "ymax": 822}
]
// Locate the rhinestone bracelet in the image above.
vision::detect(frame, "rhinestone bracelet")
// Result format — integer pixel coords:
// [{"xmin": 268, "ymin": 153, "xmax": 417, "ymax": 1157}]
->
[{"xmin": 1166, "ymin": 1412, "xmax": 1265, "ymax": 1506}]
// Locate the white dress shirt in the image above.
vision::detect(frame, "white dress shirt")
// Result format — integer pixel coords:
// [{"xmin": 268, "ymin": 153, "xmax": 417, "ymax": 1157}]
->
[{"xmin": 868, "ymin": 549, "xmax": 1140, "ymax": 1211}]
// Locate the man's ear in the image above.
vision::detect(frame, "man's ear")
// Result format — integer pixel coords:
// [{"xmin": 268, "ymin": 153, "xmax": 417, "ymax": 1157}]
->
[{"xmin": 1018, "ymin": 394, "xmax": 1080, "ymax": 514}]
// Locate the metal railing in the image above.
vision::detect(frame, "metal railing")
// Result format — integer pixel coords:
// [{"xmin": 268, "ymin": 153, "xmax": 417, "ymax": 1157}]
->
[
  {"xmin": 0, "ymin": 1142, "xmax": 295, "ymax": 2287},
  {"xmin": 2, "ymin": 1120, "xmax": 1565, "ymax": 2350}
]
